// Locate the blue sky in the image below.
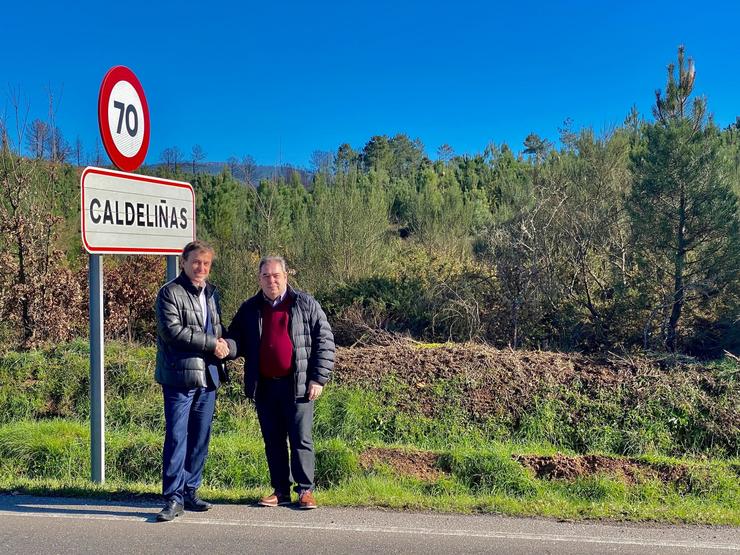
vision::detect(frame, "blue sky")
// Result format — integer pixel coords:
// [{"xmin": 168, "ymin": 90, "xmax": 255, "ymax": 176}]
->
[{"xmin": 2, "ymin": 0, "xmax": 738, "ymax": 168}]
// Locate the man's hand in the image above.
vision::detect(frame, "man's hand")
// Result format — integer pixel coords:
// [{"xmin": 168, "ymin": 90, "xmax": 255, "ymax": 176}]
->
[
  {"xmin": 214, "ymin": 338, "xmax": 229, "ymax": 359},
  {"xmin": 307, "ymin": 381, "xmax": 323, "ymax": 401}
]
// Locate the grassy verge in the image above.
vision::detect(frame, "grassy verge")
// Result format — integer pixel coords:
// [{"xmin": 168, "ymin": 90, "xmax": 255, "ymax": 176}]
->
[
  {"xmin": 1, "ymin": 341, "xmax": 737, "ymax": 524},
  {"xmin": 0, "ymin": 419, "xmax": 737, "ymax": 525},
  {"xmin": 2, "ymin": 340, "xmax": 737, "ymax": 458}
]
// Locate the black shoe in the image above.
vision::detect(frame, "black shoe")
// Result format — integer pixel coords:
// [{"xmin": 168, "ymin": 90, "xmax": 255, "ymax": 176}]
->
[
  {"xmin": 156, "ymin": 499, "xmax": 184, "ymax": 522},
  {"xmin": 184, "ymin": 491, "xmax": 213, "ymax": 512}
]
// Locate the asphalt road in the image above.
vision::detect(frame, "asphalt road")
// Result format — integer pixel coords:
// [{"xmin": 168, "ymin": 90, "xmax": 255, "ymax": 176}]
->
[{"xmin": 0, "ymin": 494, "xmax": 737, "ymax": 554}]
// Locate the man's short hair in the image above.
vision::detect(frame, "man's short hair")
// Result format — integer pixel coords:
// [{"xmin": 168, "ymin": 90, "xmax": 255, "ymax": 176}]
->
[
  {"xmin": 181, "ymin": 240, "xmax": 215, "ymax": 261},
  {"xmin": 258, "ymin": 256, "xmax": 287, "ymax": 274}
]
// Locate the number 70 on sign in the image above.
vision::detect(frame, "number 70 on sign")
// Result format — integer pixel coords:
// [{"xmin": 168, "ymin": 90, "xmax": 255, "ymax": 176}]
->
[{"xmin": 98, "ymin": 66, "xmax": 151, "ymax": 172}]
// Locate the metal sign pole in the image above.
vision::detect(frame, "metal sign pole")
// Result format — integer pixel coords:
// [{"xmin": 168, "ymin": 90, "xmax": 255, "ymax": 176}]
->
[
  {"xmin": 166, "ymin": 255, "xmax": 178, "ymax": 282},
  {"xmin": 89, "ymin": 254, "xmax": 105, "ymax": 483}
]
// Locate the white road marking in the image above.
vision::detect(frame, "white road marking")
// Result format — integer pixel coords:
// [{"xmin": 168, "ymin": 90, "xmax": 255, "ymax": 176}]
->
[{"xmin": 1, "ymin": 509, "xmax": 737, "ymax": 551}]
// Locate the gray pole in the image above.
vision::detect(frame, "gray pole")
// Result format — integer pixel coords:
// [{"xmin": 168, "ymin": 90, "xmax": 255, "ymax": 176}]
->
[
  {"xmin": 166, "ymin": 255, "xmax": 178, "ymax": 282},
  {"xmin": 89, "ymin": 254, "xmax": 105, "ymax": 483}
]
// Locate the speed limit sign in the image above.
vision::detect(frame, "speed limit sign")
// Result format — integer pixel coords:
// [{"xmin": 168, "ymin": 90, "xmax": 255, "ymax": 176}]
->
[{"xmin": 98, "ymin": 66, "xmax": 150, "ymax": 172}]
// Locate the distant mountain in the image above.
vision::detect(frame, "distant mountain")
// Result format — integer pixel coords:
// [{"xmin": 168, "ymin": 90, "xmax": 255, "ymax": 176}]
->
[{"xmin": 144, "ymin": 162, "xmax": 313, "ymax": 186}]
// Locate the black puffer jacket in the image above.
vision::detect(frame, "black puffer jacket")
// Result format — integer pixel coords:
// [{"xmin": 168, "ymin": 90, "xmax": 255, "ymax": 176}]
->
[
  {"xmin": 225, "ymin": 286, "xmax": 335, "ymax": 399},
  {"xmin": 155, "ymin": 272, "xmax": 231, "ymax": 388}
]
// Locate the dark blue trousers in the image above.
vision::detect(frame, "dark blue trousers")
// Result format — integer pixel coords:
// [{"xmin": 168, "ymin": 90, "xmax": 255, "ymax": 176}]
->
[
  {"xmin": 161, "ymin": 384, "xmax": 216, "ymax": 504},
  {"xmin": 255, "ymin": 377, "xmax": 315, "ymax": 495}
]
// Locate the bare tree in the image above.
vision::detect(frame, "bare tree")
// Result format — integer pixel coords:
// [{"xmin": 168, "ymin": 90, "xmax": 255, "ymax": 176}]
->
[
  {"xmin": 160, "ymin": 147, "xmax": 183, "ymax": 172},
  {"xmin": 241, "ymin": 155, "xmax": 257, "ymax": 186},
  {"xmin": 0, "ymin": 118, "xmax": 8, "ymax": 152},
  {"xmin": 0, "ymin": 91, "xmax": 83, "ymax": 348},
  {"xmin": 26, "ymin": 119, "xmax": 48, "ymax": 159},
  {"xmin": 6, "ymin": 86, "xmax": 30, "ymax": 151},
  {"xmin": 93, "ymin": 137, "xmax": 103, "ymax": 166},
  {"xmin": 74, "ymin": 136, "xmax": 84, "ymax": 166},
  {"xmin": 191, "ymin": 144, "xmax": 206, "ymax": 173},
  {"xmin": 309, "ymin": 150, "xmax": 332, "ymax": 174},
  {"xmin": 46, "ymin": 83, "xmax": 64, "ymax": 162},
  {"xmin": 160, "ymin": 148, "xmax": 174, "ymax": 170},
  {"xmin": 50, "ymin": 129, "xmax": 70, "ymax": 163},
  {"xmin": 171, "ymin": 146, "xmax": 182, "ymax": 172}
]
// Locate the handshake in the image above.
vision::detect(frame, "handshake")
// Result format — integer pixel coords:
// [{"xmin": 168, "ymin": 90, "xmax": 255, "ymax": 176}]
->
[{"xmin": 214, "ymin": 338, "xmax": 230, "ymax": 360}]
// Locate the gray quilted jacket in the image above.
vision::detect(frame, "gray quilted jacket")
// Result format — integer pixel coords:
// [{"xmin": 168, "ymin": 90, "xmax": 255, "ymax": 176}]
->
[
  {"xmin": 225, "ymin": 286, "xmax": 335, "ymax": 399},
  {"xmin": 155, "ymin": 272, "xmax": 233, "ymax": 388}
]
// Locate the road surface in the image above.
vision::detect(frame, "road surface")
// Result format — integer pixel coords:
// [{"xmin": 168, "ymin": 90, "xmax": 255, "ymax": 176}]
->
[{"xmin": 0, "ymin": 494, "xmax": 737, "ymax": 554}]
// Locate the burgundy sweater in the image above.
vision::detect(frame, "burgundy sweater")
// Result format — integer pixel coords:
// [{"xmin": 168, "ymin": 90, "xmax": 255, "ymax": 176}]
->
[{"xmin": 259, "ymin": 295, "xmax": 294, "ymax": 378}]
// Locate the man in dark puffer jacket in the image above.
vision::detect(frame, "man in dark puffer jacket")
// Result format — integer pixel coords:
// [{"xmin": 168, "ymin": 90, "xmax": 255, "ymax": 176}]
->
[
  {"xmin": 154, "ymin": 240, "xmax": 234, "ymax": 522},
  {"xmin": 225, "ymin": 256, "xmax": 335, "ymax": 510}
]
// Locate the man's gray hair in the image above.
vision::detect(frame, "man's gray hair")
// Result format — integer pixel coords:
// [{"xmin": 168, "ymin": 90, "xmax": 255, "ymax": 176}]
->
[{"xmin": 258, "ymin": 256, "xmax": 288, "ymax": 274}]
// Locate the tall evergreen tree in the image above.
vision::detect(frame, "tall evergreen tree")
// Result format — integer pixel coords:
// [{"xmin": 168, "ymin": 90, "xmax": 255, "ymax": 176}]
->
[
  {"xmin": 629, "ymin": 46, "xmax": 740, "ymax": 350},
  {"xmin": 361, "ymin": 135, "xmax": 392, "ymax": 172},
  {"xmin": 522, "ymin": 133, "xmax": 552, "ymax": 164}
]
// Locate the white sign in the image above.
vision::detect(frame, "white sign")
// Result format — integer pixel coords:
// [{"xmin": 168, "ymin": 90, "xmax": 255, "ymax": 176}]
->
[
  {"xmin": 107, "ymin": 81, "xmax": 145, "ymax": 158},
  {"xmin": 81, "ymin": 167, "xmax": 195, "ymax": 255},
  {"xmin": 98, "ymin": 66, "xmax": 150, "ymax": 172}
]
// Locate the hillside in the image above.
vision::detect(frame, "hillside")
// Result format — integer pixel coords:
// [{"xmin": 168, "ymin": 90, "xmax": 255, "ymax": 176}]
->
[{"xmin": 143, "ymin": 161, "xmax": 313, "ymax": 185}]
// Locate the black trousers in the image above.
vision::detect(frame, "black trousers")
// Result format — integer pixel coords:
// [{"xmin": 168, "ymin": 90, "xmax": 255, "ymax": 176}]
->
[{"xmin": 255, "ymin": 376, "xmax": 315, "ymax": 494}]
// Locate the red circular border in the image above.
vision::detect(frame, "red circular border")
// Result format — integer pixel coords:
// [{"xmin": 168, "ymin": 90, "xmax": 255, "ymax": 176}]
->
[{"xmin": 98, "ymin": 66, "xmax": 150, "ymax": 172}]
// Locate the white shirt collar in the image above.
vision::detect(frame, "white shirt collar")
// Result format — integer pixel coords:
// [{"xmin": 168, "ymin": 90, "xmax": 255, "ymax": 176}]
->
[
  {"xmin": 264, "ymin": 289, "xmax": 287, "ymax": 307},
  {"xmin": 198, "ymin": 286, "xmax": 208, "ymax": 323}
]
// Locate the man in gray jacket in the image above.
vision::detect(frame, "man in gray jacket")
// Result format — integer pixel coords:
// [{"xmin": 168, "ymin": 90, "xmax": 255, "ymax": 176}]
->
[
  {"xmin": 225, "ymin": 256, "xmax": 335, "ymax": 509},
  {"xmin": 154, "ymin": 240, "xmax": 233, "ymax": 522}
]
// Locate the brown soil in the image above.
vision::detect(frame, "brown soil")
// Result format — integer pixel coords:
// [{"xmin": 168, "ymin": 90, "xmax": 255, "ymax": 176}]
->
[
  {"xmin": 360, "ymin": 447, "xmax": 444, "ymax": 482},
  {"xmin": 334, "ymin": 340, "xmax": 640, "ymax": 421},
  {"xmin": 358, "ymin": 447, "xmax": 691, "ymax": 485},
  {"xmin": 514, "ymin": 454, "xmax": 690, "ymax": 484},
  {"xmin": 331, "ymin": 339, "xmax": 735, "ymax": 436},
  {"xmin": 335, "ymin": 341, "xmax": 573, "ymax": 418},
  {"xmin": 336, "ymin": 339, "xmax": 735, "ymax": 485}
]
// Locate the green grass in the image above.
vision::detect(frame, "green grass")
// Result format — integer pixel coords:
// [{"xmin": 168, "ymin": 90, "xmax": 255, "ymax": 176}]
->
[
  {"xmin": 439, "ymin": 446, "xmax": 539, "ymax": 497},
  {"xmin": 4, "ymin": 473, "xmax": 733, "ymax": 525},
  {"xmin": 2, "ymin": 341, "xmax": 738, "ymax": 457},
  {"xmin": 0, "ymin": 419, "xmax": 737, "ymax": 525},
  {"xmin": 0, "ymin": 342, "xmax": 738, "ymax": 524}
]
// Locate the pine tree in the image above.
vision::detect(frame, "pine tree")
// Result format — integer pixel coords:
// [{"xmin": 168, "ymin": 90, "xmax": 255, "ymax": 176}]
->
[{"xmin": 629, "ymin": 46, "xmax": 740, "ymax": 350}]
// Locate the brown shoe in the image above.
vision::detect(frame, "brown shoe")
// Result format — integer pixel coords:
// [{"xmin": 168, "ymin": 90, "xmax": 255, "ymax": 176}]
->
[
  {"xmin": 298, "ymin": 490, "xmax": 317, "ymax": 510},
  {"xmin": 258, "ymin": 492, "xmax": 291, "ymax": 507}
]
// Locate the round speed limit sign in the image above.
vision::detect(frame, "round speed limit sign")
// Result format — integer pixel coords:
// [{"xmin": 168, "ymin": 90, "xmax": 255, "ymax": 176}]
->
[{"xmin": 98, "ymin": 66, "xmax": 150, "ymax": 172}]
